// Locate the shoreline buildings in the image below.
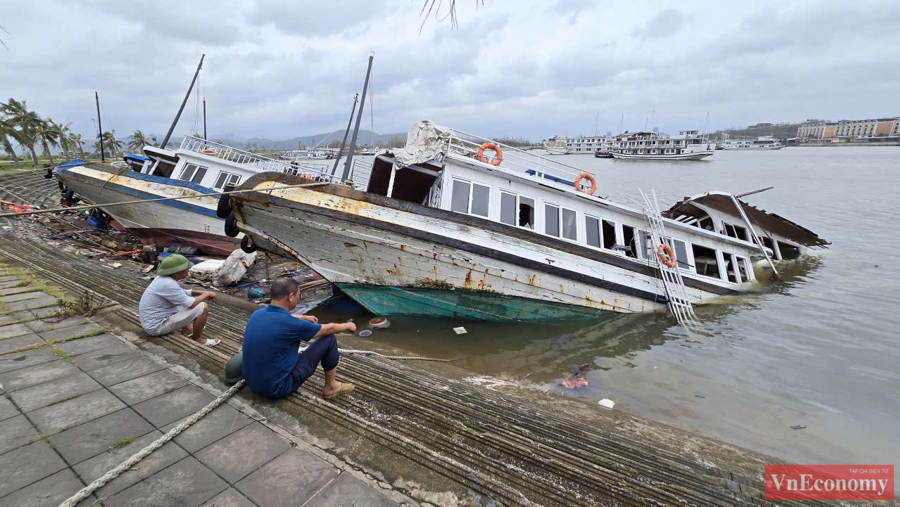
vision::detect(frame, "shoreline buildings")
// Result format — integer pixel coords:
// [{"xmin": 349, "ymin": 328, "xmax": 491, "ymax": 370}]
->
[{"xmin": 797, "ymin": 117, "xmax": 900, "ymax": 142}]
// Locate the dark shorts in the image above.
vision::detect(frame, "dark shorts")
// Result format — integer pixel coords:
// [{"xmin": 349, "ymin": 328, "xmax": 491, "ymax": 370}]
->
[{"xmin": 289, "ymin": 334, "xmax": 339, "ymax": 388}]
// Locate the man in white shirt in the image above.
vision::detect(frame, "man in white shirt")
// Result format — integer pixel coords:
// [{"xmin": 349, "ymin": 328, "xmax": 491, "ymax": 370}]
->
[{"xmin": 139, "ymin": 254, "xmax": 220, "ymax": 347}]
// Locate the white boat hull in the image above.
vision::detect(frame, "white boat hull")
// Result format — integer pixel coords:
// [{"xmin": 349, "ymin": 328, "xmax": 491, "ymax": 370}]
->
[{"xmin": 611, "ymin": 151, "xmax": 714, "ymax": 160}]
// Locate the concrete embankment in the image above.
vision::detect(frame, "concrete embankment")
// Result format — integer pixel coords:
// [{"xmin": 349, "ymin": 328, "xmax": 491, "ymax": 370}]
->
[{"xmin": 0, "ymin": 168, "xmax": 831, "ymax": 506}]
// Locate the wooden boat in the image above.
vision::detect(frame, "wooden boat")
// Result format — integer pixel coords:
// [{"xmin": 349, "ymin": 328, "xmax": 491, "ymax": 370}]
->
[{"xmin": 225, "ymin": 121, "xmax": 828, "ymax": 322}]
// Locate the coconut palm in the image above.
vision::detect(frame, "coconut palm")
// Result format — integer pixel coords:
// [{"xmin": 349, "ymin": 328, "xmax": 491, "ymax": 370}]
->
[
  {"xmin": 69, "ymin": 133, "xmax": 85, "ymax": 158},
  {"xmin": 1, "ymin": 99, "xmax": 40, "ymax": 163},
  {"xmin": 104, "ymin": 130, "xmax": 124, "ymax": 156},
  {"xmin": 0, "ymin": 117, "xmax": 20, "ymax": 161},
  {"xmin": 127, "ymin": 130, "xmax": 151, "ymax": 151},
  {"xmin": 54, "ymin": 121, "xmax": 73, "ymax": 159},
  {"xmin": 35, "ymin": 118, "xmax": 60, "ymax": 164}
]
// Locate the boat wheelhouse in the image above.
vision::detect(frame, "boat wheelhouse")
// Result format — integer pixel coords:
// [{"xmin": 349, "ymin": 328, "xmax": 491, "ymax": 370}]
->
[
  {"xmin": 55, "ymin": 136, "xmax": 346, "ymax": 255},
  {"xmin": 226, "ymin": 121, "xmax": 826, "ymax": 322},
  {"xmin": 544, "ymin": 135, "xmax": 614, "ymax": 156},
  {"xmin": 720, "ymin": 136, "xmax": 785, "ymax": 150},
  {"xmin": 611, "ymin": 130, "xmax": 714, "ymax": 160}
]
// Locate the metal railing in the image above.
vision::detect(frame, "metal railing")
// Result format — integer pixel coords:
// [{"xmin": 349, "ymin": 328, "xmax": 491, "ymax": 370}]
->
[
  {"xmin": 445, "ymin": 128, "xmax": 586, "ymax": 185},
  {"xmin": 178, "ymin": 136, "xmax": 341, "ymax": 183}
]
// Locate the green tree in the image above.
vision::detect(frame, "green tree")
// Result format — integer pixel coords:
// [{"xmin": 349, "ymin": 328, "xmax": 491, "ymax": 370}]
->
[
  {"xmin": 54, "ymin": 121, "xmax": 73, "ymax": 159},
  {"xmin": 0, "ymin": 117, "xmax": 20, "ymax": 161},
  {"xmin": 127, "ymin": 130, "xmax": 151, "ymax": 151},
  {"xmin": 35, "ymin": 117, "xmax": 60, "ymax": 164},
  {"xmin": 69, "ymin": 133, "xmax": 85, "ymax": 158},
  {"xmin": 0, "ymin": 99, "xmax": 41, "ymax": 163}
]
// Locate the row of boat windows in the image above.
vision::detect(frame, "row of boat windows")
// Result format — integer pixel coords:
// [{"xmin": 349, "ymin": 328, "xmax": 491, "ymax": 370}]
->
[
  {"xmin": 179, "ymin": 163, "xmax": 242, "ymax": 190},
  {"xmin": 449, "ymin": 178, "xmax": 753, "ymax": 283}
]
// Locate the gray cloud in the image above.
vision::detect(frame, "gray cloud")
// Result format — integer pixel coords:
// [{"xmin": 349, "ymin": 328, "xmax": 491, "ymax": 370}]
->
[
  {"xmin": 1, "ymin": 0, "xmax": 899, "ymax": 144},
  {"xmin": 631, "ymin": 9, "xmax": 691, "ymax": 41}
]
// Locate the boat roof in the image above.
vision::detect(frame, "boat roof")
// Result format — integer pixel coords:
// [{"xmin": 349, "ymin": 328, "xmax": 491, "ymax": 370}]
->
[{"xmin": 664, "ymin": 192, "xmax": 829, "ymax": 247}]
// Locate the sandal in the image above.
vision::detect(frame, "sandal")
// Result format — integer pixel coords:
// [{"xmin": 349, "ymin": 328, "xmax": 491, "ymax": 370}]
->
[
  {"xmin": 323, "ymin": 382, "xmax": 355, "ymax": 400},
  {"xmin": 198, "ymin": 338, "xmax": 221, "ymax": 347}
]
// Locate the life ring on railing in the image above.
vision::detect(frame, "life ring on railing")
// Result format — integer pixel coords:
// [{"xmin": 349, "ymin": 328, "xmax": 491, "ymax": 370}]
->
[
  {"xmin": 199, "ymin": 149, "xmax": 218, "ymax": 155},
  {"xmin": 657, "ymin": 244, "xmax": 678, "ymax": 268},
  {"xmin": 477, "ymin": 143, "xmax": 503, "ymax": 166},
  {"xmin": 574, "ymin": 172, "xmax": 597, "ymax": 195}
]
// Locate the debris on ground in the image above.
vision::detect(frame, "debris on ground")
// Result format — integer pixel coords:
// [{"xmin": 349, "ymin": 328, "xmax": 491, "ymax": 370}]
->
[
  {"xmin": 190, "ymin": 259, "xmax": 226, "ymax": 282},
  {"xmin": 213, "ymin": 249, "xmax": 258, "ymax": 287}
]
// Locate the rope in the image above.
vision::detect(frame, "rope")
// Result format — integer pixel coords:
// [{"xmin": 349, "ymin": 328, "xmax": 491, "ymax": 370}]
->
[
  {"xmin": 0, "ymin": 181, "xmax": 329, "ymax": 219},
  {"xmin": 58, "ymin": 379, "xmax": 246, "ymax": 507}
]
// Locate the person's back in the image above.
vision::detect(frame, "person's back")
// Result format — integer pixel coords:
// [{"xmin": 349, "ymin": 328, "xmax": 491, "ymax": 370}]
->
[
  {"xmin": 242, "ymin": 305, "xmax": 320, "ymax": 398},
  {"xmin": 139, "ymin": 275, "xmax": 194, "ymax": 333}
]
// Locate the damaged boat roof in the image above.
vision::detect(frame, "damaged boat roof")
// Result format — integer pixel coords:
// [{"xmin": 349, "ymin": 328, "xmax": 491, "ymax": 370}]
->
[{"xmin": 663, "ymin": 191, "xmax": 830, "ymax": 248}]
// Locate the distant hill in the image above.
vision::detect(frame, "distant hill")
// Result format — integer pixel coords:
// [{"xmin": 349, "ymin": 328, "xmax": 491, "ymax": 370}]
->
[
  {"xmin": 210, "ymin": 130, "xmax": 407, "ymax": 150},
  {"xmin": 712, "ymin": 123, "xmax": 801, "ymax": 140}
]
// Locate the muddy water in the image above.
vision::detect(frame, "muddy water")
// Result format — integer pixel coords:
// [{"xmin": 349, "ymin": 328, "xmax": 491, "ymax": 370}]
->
[{"xmin": 310, "ymin": 148, "xmax": 900, "ymax": 473}]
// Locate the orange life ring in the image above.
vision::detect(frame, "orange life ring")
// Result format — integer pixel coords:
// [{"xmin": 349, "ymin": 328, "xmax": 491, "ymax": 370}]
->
[
  {"xmin": 199, "ymin": 149, "xmax": 218, "ymax": 155},
  {"xmin": 657, "ymin": 244, "xmax": 677, "ymax": 268},
  {"xmin": 575, "ymin": 172, "xmax": 597, "ymax": 195},
  {"xmin": 477, "ymin": 143, "xmax": 503, "ymax": 166}
]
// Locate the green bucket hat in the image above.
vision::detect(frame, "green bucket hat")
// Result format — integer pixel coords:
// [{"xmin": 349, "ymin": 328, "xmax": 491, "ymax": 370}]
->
[{"xmin": 158, "ymin": 254, "xmax": 192, "ymax": 276}]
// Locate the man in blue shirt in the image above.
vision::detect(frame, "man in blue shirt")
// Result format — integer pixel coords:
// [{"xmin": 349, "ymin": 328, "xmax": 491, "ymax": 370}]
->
[{"xmin": 242, "ymin": 277, "xmax": 356, "ymax": 400}]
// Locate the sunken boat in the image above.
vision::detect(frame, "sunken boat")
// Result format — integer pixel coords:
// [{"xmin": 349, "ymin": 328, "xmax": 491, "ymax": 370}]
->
[{"xmin": 223, "ymin": 121, "xmax": 828, "ymax": 322}]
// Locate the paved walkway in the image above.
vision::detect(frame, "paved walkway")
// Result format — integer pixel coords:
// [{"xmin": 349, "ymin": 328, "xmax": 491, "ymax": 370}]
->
[{"xmin": 0, "ymin": 271, "xmax": 401, "ymax": 507}]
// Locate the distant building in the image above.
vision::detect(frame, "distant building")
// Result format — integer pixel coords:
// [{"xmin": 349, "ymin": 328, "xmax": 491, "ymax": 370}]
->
[
  {"xmin": 749, "ymin": 122, "xmax": 773, "ymax": 128},
  {"xmin": 797, "ymin": 117, "xmax": 900, "ymax": 140}
]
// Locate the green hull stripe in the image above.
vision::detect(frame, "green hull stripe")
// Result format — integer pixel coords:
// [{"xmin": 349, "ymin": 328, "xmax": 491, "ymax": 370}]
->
[{"xmin": 336, "ymin": 284, "xmax": 617, "ymax": 323}]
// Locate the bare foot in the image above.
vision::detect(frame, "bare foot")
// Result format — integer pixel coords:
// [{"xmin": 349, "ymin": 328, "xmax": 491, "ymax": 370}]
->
[
  {"xmin": 181, "ymin": 324, "xmax": 193, "ymax": 337},
  {"xmin": 322, "ymin": 380, "xmax": 343, "ymax": 397}
]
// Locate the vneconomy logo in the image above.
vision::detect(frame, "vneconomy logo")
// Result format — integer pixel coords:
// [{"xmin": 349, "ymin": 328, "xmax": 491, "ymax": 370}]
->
[{"xmin": 765, "ymin": 465, "xmax": 894, "ymax": 500}]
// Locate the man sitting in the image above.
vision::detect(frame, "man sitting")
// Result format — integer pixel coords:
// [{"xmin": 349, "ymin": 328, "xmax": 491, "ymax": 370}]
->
[
  {"xmin": 242, "ymin": 277, "xmax": 356, "ymax": 400},
  {"xmin": 139, "ymin": 254, "xmax": 220, "ymax": 347}
]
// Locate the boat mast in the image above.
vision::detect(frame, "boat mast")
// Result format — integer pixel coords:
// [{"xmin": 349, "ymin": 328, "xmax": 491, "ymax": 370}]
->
[
  {"xmin": 342, "ymin": 53, "xmax": 374, "ymax": 181},
  {"xmin": 160, "ymin": 54, "xmax": 205, "ymax": 149},
  {"xmin": 331, "ymin": 94, "xmax": 359, "ymax": 176},
  {"xmin": 202, "ymin": 97, "xmax": 207, "ymax": 141},
  {"xmin": 95, "ymin": 91, "xmax": 104, "ymax": 163},
  {"xmin": 594, "ymin": 112, "xmax": 599, "ymax": 137}
]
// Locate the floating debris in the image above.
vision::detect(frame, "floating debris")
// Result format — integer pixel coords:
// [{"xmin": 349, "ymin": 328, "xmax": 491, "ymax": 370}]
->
[
  {"xmin": 561, "ymin": 377, "xmax": 590, "ymax": 389},
  {"xmin": 790, "ymin": 424, "xmax": 807, "ymax": 430},
  {"xmin": 359, "ymin": 329, "xmax": 373, "ymax": 337},
  {"xmin": 598, "ymin": 399, "xmax": 616, "ymax": 410},
  {"xmin": 453, "ymin": 326, "xmax": 467, "ymax": 335}
]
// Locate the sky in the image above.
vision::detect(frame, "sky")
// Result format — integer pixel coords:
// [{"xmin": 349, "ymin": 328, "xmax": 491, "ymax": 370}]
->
[{"xmin": 2, "ymin": 0, "xmax": 899, "ymax": 143}]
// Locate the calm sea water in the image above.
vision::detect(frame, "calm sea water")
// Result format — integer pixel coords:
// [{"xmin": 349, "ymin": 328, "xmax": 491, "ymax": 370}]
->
[{"xmin": 314, "ymin": 147, "xmax": 900, "ymax": 470}]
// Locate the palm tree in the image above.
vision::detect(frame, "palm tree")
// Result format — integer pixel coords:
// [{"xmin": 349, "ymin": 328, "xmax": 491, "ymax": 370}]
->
[
  {"xmin": 35, "ymin": 117, "xmax": 60, "ymax": 164},
  {"xmin": 96, "ymin": 130, "xmax": 123, "ymax": 157},
  {"xmin": 69, "ymin": 133, "xmax": 85, "ymax": 158},
  {"xmin": 127, "ymin": 130, "xmax": 151, "ymax": 151},
  {"xmin": 1, "ymin": 99, "xmax": 41, "ymax": 164},
  {"xmin": 55, "ymin": 121, "xmax": 72, "ymax": 159},
  {"xmin": 0, "ymin": 117, "xmax": 19, "ymax": 161}
]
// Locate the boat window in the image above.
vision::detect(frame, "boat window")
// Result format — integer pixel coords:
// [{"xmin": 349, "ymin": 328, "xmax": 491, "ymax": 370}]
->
[
  {"xmin": 585, "ymin": 216, "xmax": 601, "ymax": 248},
  {"xmin": 545, "ymin": 204, "xmax": 560, "ymax": 237},
  {"xmin": 733, "ymin": 224, "xmax": 749, "ymax": 241},
  {"xmin": 777, "ymin": 241, "xmax": 801, "ymax": 260},
  {"xmin": 622, "ymin": 225, "xmax": 636, "ymax": 258},
  {"xmin": 673, "ymin": 239, "xmax": 689, "ymax": 269},
  {"xmin": 471, "ymin": 183, "xmax": 490, "ymax": 218},
  {"xmin": 519, "ymin": 197, "xmax": 535, "ymax": 229},
  {"xmin": 450, "ymin": 179, "xmax": 470, "ymax": 214},
  {"xmin": 500, "ymin": 192, "xmax": 516, "ymax": 225},
  {"xmin": 723, "ymin": 223, "xmax": 737, "ymax": 238},
  {"xmin": 725, "ymin": 255, "xmax": 738, "ymax": 283},
  {"xmin": 691, "ymin": 244, "xmax": 720, "ymax": 279},
  {"xmin": 602, "ymin": 220, "xmax": 616, "ymax": 249},
  {"xmin": 561, "ymin": 208, "xmax": 577, "ymax": 240},
  {"xmin": 639, "ymin": 230, "xmax": 652, "ymax": 259},
  {"xmin": 179, "ymin": 163, "xmax": 208, "ymax": 185},
  {"xmin": 735, "ymin": 256, "xmax": 749, "ymax": 281},
  {"xmin": 212, "ymin": 171, "xmax": 240, "ymax": 190}
]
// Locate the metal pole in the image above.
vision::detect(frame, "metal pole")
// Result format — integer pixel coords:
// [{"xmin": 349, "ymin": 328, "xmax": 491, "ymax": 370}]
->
[
  {"xmin": 331, "ymin": 94, "xmax": 358, "ymax": 176},
  {"xmin": 203, "ymin": 98, "xmax": 207, "ymax": 141},
  {"xmin": 161, "ymin": 54, "xmax": 205, "ymax": 149},
  {"xmin": 342, "ymin": 53, "xmax": 374, "ymax": 181},
  {"xmin": 95, "ymin": 92, "xmax": 104, "ymax": 163}
]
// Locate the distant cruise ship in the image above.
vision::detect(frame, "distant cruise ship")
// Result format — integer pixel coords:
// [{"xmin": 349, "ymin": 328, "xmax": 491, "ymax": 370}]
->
[
  {"xmin": 720, "ymin": 136, "xmax": 785, "ymax": 150},
  {"xmin": 610, "ymin": 130, "xmax": 714, "ymax": 160},
  {"xmin": 542, "ymin": 135, "xmax": 614, "ymax": 156}
]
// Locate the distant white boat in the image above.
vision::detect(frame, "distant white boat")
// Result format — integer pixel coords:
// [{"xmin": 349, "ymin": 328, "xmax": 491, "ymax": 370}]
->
[
  {"xmin": 542, "ymin": 139, "xmax": 571, "ymax": 155},
  {"xmin": 721, "ymin": 136, "xmax": 785, "ymax": 150},
  {"xmin": 610, "ymin": 130, "xmax": 714, "ymax": 160}
]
